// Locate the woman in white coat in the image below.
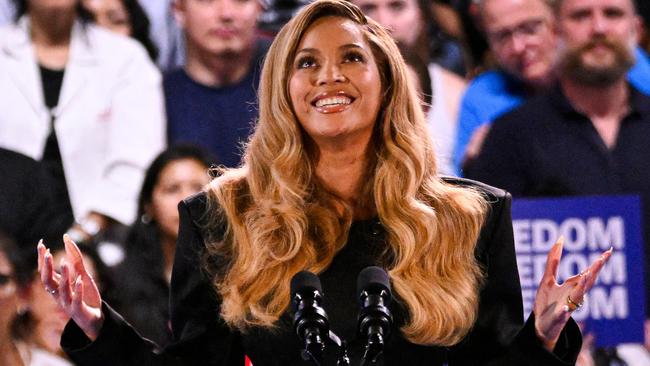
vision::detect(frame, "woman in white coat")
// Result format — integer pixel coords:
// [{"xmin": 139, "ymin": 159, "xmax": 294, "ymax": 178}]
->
[{"xmin": 0, "ymin": 0, "xmax": 165, "ymax": 243}]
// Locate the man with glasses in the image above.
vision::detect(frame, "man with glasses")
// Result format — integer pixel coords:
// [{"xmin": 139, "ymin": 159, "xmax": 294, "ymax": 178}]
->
[
  {"xmin": 467, "ymin": 2, "xmax": 650, "ymax": 362},
  {"xmin": 452, "ymin": 0, "xmax": 650, "ymax": 176}
]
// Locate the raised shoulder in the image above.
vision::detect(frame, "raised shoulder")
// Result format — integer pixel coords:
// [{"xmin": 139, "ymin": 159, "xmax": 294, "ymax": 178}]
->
[
  {"xmin": 180, "ymin": 191, "xmax": 210, "ymax": 227},
  {"xmin": 442, "ymin": 176, "xmax": 509, "ymax": 204}
]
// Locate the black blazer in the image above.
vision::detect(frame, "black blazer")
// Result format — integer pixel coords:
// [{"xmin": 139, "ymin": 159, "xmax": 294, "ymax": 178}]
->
[{"xmin": 61, "ymin": 178, "xmax": 581, "ymax": 365}]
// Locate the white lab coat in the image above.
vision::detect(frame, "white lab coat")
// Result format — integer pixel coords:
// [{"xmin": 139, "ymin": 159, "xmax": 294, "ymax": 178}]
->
[{"xmin": 0, "ymin": 17, "xmax": 166, "ymax": 225}]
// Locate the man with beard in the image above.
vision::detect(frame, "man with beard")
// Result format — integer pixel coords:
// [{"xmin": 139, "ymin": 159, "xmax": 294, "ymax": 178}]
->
[
  {"xmin": 466, "ymin": 0, "xmax": 650, "ymax": 332},
  {"xmin": 453, "ymin": 0, "xmax": 650, "ymax": 176},
  {"xmin": 164, "ymin": 0, "xmax": 270, "ymax": 168}
]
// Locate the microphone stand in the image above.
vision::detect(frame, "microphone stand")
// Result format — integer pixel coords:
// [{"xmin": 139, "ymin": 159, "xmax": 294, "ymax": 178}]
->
[
  {"xmin": 359, "ymin": 325, "xmax": 385, "ymax": 366},
  {"xmin": 328, "ymin": 331, "xmax": 350, "ymax": 366}
]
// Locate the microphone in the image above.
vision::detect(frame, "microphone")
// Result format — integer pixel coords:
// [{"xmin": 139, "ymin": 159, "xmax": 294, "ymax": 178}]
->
[
  {"xmin": 357, "ymin": 266, "xmax": 393, "ymax": 366},
  {"xmin": 291, "ymin": 271, "xmax": 329, "ymax": 366}
]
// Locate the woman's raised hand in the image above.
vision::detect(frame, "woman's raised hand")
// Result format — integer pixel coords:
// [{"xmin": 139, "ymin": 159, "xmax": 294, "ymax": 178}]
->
[
  {"xmin": 37, "ymin": 234, "xmax": 104, "ymax": 341},
  {"xmin": 533, "ymin": 237, "xmax": 612, "ymax": 351}
]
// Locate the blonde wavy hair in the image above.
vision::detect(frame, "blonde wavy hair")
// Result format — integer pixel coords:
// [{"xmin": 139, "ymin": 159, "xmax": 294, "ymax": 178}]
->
[{"xmin": 203, "ymin": 0, "xmax": 489, "ymax": 346}]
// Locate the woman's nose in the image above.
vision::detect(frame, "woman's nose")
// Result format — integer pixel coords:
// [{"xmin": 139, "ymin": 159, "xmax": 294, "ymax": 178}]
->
[{"xmin": 316, "ymin": 62, "xmax": 346, "ymax": 85}]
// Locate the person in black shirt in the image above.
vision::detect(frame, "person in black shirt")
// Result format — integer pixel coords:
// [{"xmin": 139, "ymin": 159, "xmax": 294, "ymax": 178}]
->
[
  {"xmin": 0, "ymin": 148, "xmax": 63, "ymax": 260},
  {"xmin": 467, "ymin": 0, "xmax": 650, "ymax": 315},
  {"xmin": 111, "ymin": 145, "xmax": 213, "ymax": 347},
  {"xmin": 37, "ymin": 1, "xmax": 613, "ymax": 365}
]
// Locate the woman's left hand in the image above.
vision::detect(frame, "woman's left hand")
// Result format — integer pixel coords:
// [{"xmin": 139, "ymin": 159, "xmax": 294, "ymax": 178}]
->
[{"xmin": 533, "ymin": 237, "xmax": 612, "ymax": 351}]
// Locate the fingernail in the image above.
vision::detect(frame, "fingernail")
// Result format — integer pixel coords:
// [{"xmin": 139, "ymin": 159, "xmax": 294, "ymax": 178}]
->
[{"xmin": 601, "ymin": 247, "xmax": 613, "ymax": 261}]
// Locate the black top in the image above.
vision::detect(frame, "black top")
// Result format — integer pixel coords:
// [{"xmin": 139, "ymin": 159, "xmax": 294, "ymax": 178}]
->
[
  {"xmin": 40, "ymin": 65, "xmax": 65, "ymax": 109},
  {"xmin": 0, "ymin": 148, "xmax": 65, "ymax": 257},
  {"xmin": 39, "ymin": 65, "xmax": 74, "ymax": 229},
  {"xmin": 465, "ymin": 85, "xmax": 650, "ymax": 314},
  {"xmin": 112, "ymin": 228, "xmax": 173, "ymax": 347},
  {"xmin": 61, "ymin": 178, "xmax": 581, "ymax": 365}
]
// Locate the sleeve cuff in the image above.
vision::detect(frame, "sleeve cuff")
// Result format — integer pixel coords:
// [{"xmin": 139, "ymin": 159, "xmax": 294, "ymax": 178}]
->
[
  {"xmin": 515, "ymin": 313, "xmax": 582, "ymax": 365},
  {"xmin": 61, "ymin": 302, "xmax": 157, "ymax": 366}
]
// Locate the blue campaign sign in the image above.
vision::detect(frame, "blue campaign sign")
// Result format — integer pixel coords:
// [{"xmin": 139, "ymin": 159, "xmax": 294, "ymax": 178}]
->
[{"xmin": 511, "ymin": 195, "xmax": 645, "ymax": 347}]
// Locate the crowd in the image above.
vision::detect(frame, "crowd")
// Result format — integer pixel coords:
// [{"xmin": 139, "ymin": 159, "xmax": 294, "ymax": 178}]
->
[{"xmin": 0, "ymin": 0, "xmax": 649, "ymax": 365}]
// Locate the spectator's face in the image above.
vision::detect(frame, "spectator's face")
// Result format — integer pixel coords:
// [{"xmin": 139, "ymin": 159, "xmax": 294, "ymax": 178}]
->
[
  {"xmin": 556, "ymin": 0, "xmax": 640, "ymax": 84},
  {"xmin": 82, "ymin": 0, "xmax": 132, "ymax": 36},
  {"xmin": 289, "ymin": 17, "xmax": 382, "ymax": 148},
  {"xmin": 352, "ymin": 0, "xmax": 423, "ymax": 48},
  {"xmin": 483, "ymin": 0, "xmax": 557, "ymax": 87},
  {"xmin": 148, "ymin": 159, "xmax": 209, "ymax": 242},
  {"xmin": 174, "ymin": 0, "xmax": 261, "ymax": 58}
]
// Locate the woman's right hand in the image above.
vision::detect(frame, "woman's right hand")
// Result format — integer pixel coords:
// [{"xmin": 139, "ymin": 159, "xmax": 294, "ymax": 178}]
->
[{"xmin": 37, "ymin": 234, "xmax": 104, "ymax": 341}]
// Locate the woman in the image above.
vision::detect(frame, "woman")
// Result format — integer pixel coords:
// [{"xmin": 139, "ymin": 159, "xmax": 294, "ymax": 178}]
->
[
  {"xmin": 22, "ymin": 243, "xmax": 110, "ymax": 366},
  {"xmin": 112, "ymin": 145, "xmax": 212, "ymax": 346},
  {"xmin": 0, "ymin": 232, "xmax": 30, "ymax": 366},
  {"xmin": 0, "ymin": 0, "xmax": 165, "ymax": 246},
  {"xmin": 80, "ymin": 0, "xmax": 159, "ymax": 61},
  {"xmin": 0, "ymin": 231, "xmax": 73, "ymax": 366},
  {"xmin": 39, "ymin": 1, "xmax": 610, "ymax": 364},
  {"xmin": 351, "ymin": 0, "xmax": 465, "ymax": 76},
  {"xmin": 350, "ymin": 0, "xmax": 468, "ymax": 176}
]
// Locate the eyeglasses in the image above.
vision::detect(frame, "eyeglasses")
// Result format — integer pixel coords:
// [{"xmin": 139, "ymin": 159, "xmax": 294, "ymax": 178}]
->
[
  {"xmin": 487, "ymin": 18, "xmax": 548, "ymax": 47},
  {"xmin": 0, "ymin": 272, "xmax": 16, "ymax": 298}
]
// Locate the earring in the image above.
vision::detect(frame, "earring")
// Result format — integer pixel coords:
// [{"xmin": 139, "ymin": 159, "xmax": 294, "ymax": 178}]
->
[
  {"xmin": 141, "ymin": 213, "xmax": 152, "ymax": 224},
  {"xmin": 16, "ymin": 304, "xmax": 29, "ymax": 316}
]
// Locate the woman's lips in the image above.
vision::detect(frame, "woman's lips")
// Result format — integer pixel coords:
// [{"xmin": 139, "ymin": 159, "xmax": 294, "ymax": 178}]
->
[{"xmin": 311, "ymin": 92, "xmax": 355, "ymax": 113}]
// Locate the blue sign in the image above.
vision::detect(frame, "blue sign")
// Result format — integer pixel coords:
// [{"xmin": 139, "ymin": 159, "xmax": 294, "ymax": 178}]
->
[{"xmin": 512, "ymin": 195, "xmax": 645, "ymax": 347}]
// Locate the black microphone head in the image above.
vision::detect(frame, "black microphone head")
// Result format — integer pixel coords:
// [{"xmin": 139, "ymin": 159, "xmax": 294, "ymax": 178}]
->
[
  {"xmin": 357, "ymin": 266, "xmax": 391, "ymax": 298},
  {"xmin": 290, "ymin": 270, "xmax": 322, "ymax": 299}
]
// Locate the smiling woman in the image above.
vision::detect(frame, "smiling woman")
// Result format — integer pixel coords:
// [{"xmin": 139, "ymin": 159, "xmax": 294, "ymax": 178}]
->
[
  {"xmin": 38, "ymin": 0, "xmax": 611, "ymax": 365},
  {"xmin": 289, "ymin": 16, "xmax": 382, "ymax": 148}
]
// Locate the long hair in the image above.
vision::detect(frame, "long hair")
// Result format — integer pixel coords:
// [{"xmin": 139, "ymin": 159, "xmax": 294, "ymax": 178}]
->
[
  {"xmin": 204, "ymin": 0, "xmax": 488, "ymax": 346},
  {"xmin": 119, "ymin": 0, "xmax": 159, "ymax": 62},
  {"xmin": 125, "ymin": 145, "xmax": 214, "ymax": 259}
]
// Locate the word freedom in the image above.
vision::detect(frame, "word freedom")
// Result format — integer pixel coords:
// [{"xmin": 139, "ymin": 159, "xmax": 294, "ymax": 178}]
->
[{"xmin": 514, "ymin": 217, "xmax": 627, "ymax": 321}]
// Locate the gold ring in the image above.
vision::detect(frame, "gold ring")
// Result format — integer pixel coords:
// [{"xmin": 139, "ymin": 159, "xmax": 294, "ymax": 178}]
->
[{"xmin": 565, "ymin": 295, "xmax": 584, "ymax": 312}]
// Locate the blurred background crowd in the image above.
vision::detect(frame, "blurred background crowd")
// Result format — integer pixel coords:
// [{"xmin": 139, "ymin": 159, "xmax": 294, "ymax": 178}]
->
[{"xmin": 0, "ymin": 0, "xmax": 649, "ymax": 365}]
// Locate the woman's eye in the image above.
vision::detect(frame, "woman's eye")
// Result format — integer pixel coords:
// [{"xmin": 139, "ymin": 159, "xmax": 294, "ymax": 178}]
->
[
  {"xmin": 343, "ymin": 51, "xmax": 365, "ymax": 63},
  {"xmin": 162, "ymin": 184, "xmax": 180, "ymax": 194},
  {"xmin": 296, "ymin": 56, "xmax": 317, "ymax": 69}
]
